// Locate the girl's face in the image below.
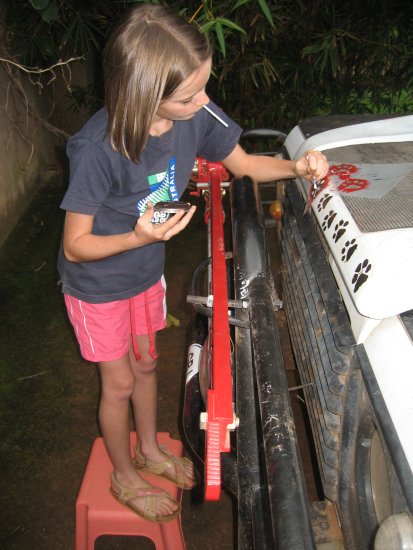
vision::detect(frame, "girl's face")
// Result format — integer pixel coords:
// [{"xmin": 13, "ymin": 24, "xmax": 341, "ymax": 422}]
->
[{"xmin": 155, "ymin": 58, "xmax": 212, "ymax": 123}]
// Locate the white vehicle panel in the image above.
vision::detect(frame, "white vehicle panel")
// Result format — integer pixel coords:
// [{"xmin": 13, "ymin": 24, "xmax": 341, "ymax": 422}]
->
[
  {"xmin": 284, "ymin": 115, "xmax": 413, "ymax": 320},
  {"xmin": 363, "ymin": 316, "xmax": 413, "ymax": 475}
]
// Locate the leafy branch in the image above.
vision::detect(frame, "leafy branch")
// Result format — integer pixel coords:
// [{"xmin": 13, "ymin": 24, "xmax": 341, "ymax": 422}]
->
[{"xmin": 2, "ymin": 0, "xmax": 412, "ymax": 135}]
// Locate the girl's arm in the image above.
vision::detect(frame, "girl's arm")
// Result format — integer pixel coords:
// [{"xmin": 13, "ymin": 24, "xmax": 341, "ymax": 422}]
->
[
  {"xmin": 63, "ymin": 203, "xmax": 196, "ymax": 263},
  {"xmin": 221, "ymin": 144, "xmax": 329, "ymax": 182}
]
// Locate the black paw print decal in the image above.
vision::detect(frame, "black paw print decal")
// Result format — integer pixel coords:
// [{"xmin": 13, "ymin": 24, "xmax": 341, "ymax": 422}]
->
[
  {"xmin": 322, "ymin": 210, "xmax": 337, "ymax": 231},
  {"xmin": 333, "ymin": 220, "xmax": 349, "ymax": 242},
  {"xmin": 317, "ymin": 193, "xmax": 333, "ymax": 212},
  {"xmin": 352, "ymin": 259, "xmax": 372, "ymax": 292},
  {"xmin": 310, "ymin": 186, "xmax": 322, "ymax": 201},
  {"xmin": 341, "ymin": 239, "xmax": 357, "ymax": 262}
]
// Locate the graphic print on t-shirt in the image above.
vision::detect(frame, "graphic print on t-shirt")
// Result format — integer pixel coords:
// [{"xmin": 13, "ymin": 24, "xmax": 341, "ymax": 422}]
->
[{"xmin": 136, "ymin": 157, "xmax": 178, "ymax": 215}]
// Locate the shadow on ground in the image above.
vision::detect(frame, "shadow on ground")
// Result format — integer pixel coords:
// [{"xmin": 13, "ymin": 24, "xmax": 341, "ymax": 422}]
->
[{"xmin": 0, "ymin": 177, "xmax": 234, "ymax": 549}]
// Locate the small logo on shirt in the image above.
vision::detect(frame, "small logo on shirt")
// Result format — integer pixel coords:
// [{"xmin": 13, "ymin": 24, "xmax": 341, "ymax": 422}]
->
[{"xmin": 137, "ymin": 157, "xmax": 178, "ymax": 215}]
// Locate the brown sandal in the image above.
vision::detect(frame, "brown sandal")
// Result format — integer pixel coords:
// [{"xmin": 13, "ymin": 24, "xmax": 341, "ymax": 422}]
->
[
  {"xmin": 133, "ymin": 445, "xmax": 196, "ymax": 490},
  {"xmin": 110, "ymin": 472, "xmax": 181, "ymax": 523}
]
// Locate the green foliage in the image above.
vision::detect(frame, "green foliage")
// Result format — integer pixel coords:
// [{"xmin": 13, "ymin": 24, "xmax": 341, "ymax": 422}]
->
[
  {"xmin": 3, "ymin": 0, "xmax": 413, "ymax": 132},
  {"xmin": 5, "ymin": 0, "xmax": 114, "ymax": 62},
  {"xmin": 67, "ymin": 84, "xmax": 104, "ymax": 116},
  {"xmin": 29, "ymin": 0, "xmax": 59, "ymax": 23}
]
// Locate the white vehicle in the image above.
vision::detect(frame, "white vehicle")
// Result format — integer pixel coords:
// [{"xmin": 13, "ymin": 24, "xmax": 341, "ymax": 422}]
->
[
  {"xmin": 184, "ymin": 114, "xmax": 413, "ymax": 549},
  {"xmin": 280, "ymin": 113, "xmax": 413, "ymax": 548}
]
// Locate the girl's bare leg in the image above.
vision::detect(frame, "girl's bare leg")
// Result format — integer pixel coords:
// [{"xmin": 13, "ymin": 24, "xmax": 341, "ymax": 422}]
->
[
  {"xmin": 98, "ymin": 354, "xmax": 179, "ymax": 517},
  {"xmin": 129, "ymin": 335, "xmax": 159, "ymax": 455},
  {"xmin": 130, "ymin": 334, "xmax": 195, "ymax": 486}
]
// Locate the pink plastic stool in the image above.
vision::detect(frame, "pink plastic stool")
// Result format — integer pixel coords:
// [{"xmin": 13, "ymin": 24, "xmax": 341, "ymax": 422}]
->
[{"xmin": 75, "ymin": 432, "xmax": 186, "ymax": 550}]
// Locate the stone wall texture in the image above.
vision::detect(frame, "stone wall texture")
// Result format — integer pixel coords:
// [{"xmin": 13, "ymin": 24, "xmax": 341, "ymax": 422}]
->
[{"xmin": 0, "ymin": 63, "xmax": 58, "ymax": 248}]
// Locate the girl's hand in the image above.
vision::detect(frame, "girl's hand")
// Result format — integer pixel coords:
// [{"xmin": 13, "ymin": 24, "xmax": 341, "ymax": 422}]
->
[
  {"xmin": 133, "ymin": 202, "xmax": 197, "ymax": 245},
  {"xmin": 294, "ymin": 150, "xmax": 329, "ymax": 181}
]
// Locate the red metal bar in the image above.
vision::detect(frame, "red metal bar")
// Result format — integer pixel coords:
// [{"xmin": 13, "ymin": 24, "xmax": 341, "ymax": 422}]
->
[
  {"xmin": 204, "ymin": 164, "xmax": 235, "ymax": 500},
  {"xmin": 190, "ymin": 157, "xmax": 235, "ymax": 500},
  {"xmin": 191, "ymin": 158, "xmax": 236, "ymax": 500}
]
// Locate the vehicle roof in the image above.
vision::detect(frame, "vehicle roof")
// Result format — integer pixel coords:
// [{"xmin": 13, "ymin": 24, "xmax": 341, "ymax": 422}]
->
[{"xmin": 285, "ymin": 114, "xmax": 413, "ymax": 319}]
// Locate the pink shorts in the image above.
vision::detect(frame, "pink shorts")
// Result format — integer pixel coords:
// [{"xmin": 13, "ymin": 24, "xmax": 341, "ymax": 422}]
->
[{"xmin": 64, "ymin": 277, "xmax": 167, "ymax": 362}]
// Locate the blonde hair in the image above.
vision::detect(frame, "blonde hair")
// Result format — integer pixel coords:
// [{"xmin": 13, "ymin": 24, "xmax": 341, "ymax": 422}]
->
[{"xmin": 103, "ymin": 4, "xmax": 211, "ymax": 163}]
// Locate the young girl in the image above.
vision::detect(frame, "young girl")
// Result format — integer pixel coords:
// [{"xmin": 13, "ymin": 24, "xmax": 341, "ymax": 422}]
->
[{"xmin": 58, "ymin": 3, "xmax": 329, "ymax": 523}]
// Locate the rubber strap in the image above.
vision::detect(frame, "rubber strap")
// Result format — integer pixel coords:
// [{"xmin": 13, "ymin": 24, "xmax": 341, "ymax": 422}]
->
[
  {"xmin": 144, "ymin": 290, "xmax": 158, "ymax": 360},
  {"xmin": 129, "ymin": 297, "xmax": 141, "ymax": 361},
  {"xmin": 129, "ymin": 293, "xmax": 159, "ymax": 362}
]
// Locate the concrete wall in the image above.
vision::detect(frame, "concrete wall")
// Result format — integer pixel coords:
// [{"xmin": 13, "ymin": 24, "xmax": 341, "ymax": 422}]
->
[
  {"xmin": 0, "ymin": 0, "xmax": 99, "ymax": 249},
  {"xmin": 0, "ymin": 53, "xmax": 96, "ymax": 250},
  {"xmin": 0, "ymin": 65, "xmax": 59, "ymax": 249}
]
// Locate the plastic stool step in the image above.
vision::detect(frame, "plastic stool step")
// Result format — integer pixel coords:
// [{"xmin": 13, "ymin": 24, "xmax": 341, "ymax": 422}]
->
[{"xmin": 75, "ymin": 432, "xmax": 186, "ymax": 550}]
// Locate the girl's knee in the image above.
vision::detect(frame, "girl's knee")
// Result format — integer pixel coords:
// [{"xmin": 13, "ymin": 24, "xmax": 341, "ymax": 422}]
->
[
  {"xmin": 134, "ymin": 351, "xmax": 157, "ymax": 375},
  {"xmin": 102, "ymin": 372, "xmax": 136, "ymax": 401}
]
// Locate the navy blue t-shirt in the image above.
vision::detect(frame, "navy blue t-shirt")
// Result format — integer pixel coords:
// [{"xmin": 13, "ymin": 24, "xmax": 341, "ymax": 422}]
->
[{"xmin": 58, "ymin": 102, "xmax": 242, "ymax": 303}]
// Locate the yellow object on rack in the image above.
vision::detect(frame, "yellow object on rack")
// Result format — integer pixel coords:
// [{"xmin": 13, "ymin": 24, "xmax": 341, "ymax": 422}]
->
[{"xmin": 166, "ymin": 313, "xmax": 180, "ymax": 328}]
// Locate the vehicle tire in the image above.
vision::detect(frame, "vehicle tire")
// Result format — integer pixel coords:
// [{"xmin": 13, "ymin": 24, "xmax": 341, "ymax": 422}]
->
[{"xmin": 338, "ymin": 365, "xmax": 407, "ymax": 549}]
